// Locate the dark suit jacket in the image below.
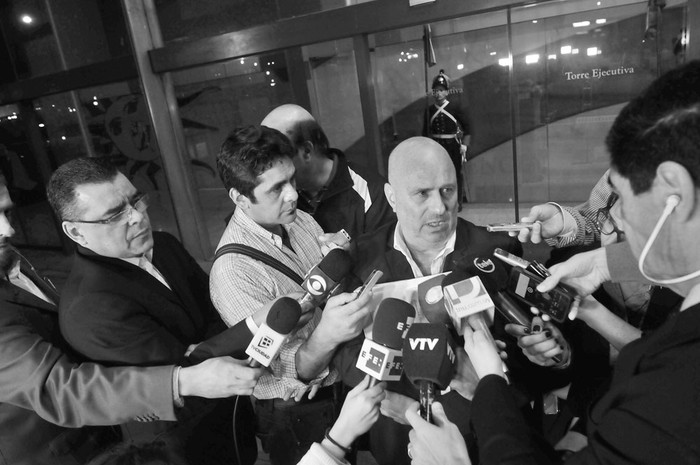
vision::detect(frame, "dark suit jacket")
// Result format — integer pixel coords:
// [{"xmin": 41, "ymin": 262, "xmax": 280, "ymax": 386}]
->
[
  {"xmin": 0, "ymin": 267, "xmax": 175, "ymax": 465},
  {"xmin": 60, "ymin": 232, "xmax": 224, "ymax": 366},
  {"xmin": 59, "ymin": 232, "xmax": 254, "ymax": 465},
  {"xmin": 334, "ymin": 218, "xmax": 525, "ymax": 465},
  {"xmin": 471, "ymin": 303, "xmax": 700, "ymax": 465}
]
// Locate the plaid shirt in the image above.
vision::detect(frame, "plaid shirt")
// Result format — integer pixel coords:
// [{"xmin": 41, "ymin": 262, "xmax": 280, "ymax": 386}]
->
[
  {"xmin": 547, "ymin": 169, "xmax": 611, "ymax": 248},
  {"xmin": 210, "ymin": 207, "xmax": 338, "ymax": 399}
]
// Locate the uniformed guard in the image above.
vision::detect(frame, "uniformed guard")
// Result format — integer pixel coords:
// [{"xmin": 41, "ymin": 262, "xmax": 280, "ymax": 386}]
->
[{"xmin": 424, "ymin": 70, "xmax": 471, "ymax": 209}]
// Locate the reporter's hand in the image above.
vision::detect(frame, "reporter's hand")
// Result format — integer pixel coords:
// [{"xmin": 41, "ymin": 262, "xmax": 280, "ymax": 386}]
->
[
  {"xmin": 538, "ymin": 248, "xmax": 610, "ymax": 320},
  {"xmin": 449, "ymin": 347, "xmax": 480, "ymax": 400},
  {"xmin": 505, "ymin": 317, "xmax": 570, "ymax": 367},
  {"xmin": 318, "ymin": 230, "xmax": 351, "ymax": 255},
  {"xmin": 406, "ymin": 402, "xmax": 472, "ymax": 465},
  {"xmin": 510, "ymin": 203, "xmax": 564, "ymax": 244},
  {"xmin": 178, "ymin": 357, "xmax": 263, "ymax": 398},
  {"xmin": 462, "ymin": 327, "xmax": 504, "ymax": 380},
  {"xmin": 379, "ymin": 391, "xmax": 415, "ymax": 425},
  {"xmin": 315, "ymin": 291, "xmax": 373, "ymax": 348},
  {"xmin": 329, "ymin": 376, "xmax": 386, "ymax": 447}
]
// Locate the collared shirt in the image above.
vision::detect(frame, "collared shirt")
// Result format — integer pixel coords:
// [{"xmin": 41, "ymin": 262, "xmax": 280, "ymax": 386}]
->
[
  {"xmin": 392, "ymin": 225, "xmax": 456, "ymax": 277},
  {"xmin": 119, "ymin": 249, "xmax": 172, "ymax": 290},
  {"xmin": 7, "ymin": 260, "xmax": 54, "ymax": 304},
  {"xmin": 210, "ymin": 207, "xmax": 336, "ymax": 400}
]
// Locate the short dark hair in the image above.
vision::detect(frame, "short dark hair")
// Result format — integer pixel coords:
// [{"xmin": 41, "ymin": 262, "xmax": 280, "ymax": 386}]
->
[
  {"xmin": 217, "ymin": 125, "xmax": 294, "ymax": 201},
  {"xmin": 47, "ymin": 157, "xmax": 119, "ymax": 221},
  {"xmin": 607, "ymin": 60, "xmax": 700, "ymax": 194},
  {"xmin": 288, "ymin": 119, "xmax": 330, "ymax": 158}
]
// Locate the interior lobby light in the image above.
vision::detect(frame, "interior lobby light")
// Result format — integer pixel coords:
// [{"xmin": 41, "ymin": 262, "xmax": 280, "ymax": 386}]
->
[
  {"xmin": 548, "ymin": 54, "xmax": 557, "ymax": 60},
  {"xmin": 20, "ymin": 14, "xmax": 33, "ymax": 24},
  {"xmin": 457, "ymin": 64, "xmax": 464, "ymax": 70},
  {"xmin": 587, "ymin": 47, "xmax": 598, "ymax": 56},
  {"xmin": 561, "ymin": 45, "xmax": 572, "ymax": 54},
  {"xmin": 490, "ymin": 51, "xmax": 497, "ymax": 56},
  {"xmin": 525, "ymin": 54, "xmax": 540, "ymax": 64},
  {"xmin": 572, "ymin": 48, "xmax": 580, "ymax": 54},
  {"xmin": 498, "ymin": 57, "xmax": 512, "ymax": 67},
  {"xmin": 573, "ymin": 21, "xmax": 591, "ymax": 28},
  {"xmin": 532, "ymin": 20, "xmax": 538, "ymax": 24},
  {"xmin": 596, "ymin": 18, "xmax": 606, "ymax": 24}
]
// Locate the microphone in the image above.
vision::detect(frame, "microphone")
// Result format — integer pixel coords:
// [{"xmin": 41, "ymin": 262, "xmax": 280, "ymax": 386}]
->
[
  {"xmin": 442, "ymin": 268, "xmax": 497, "ymax": 343},
  {"xmin": 298, "ymin": 248, "xmax": 353, "ymax": 313},
  {"xmin": 417, "ymin": 274, "xmax": 451, "ymax": 327},
  {"xmin": 188, "ymin": 297, "xmax": 285, "ymax": 364},
  {"xmin": 245, "ymin": 297, "xmax": 302, "ymax": 367},
  {"xmin": 188, "ymin": 316, "xmax": 257, "ymax": 364},
  {"xmin": 356, "ymin": 298, "xmax": 415, "ymax": 385},
  {"xmin": 403, "ymin": 323, "xmax": 456, "ymax": 423}
]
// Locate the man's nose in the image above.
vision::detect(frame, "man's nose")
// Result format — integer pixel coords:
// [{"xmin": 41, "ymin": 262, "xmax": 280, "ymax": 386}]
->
[
  {"xmin": 284, "ymin": 184, "xmax": 298, "ymax": 203},
  {"xmin": 428, "ymin": 192, "xmax": 447, "ymax": 214},
  {"xmin": 0, "ymin": 214, "xmax": 15, "ymax": 240}
]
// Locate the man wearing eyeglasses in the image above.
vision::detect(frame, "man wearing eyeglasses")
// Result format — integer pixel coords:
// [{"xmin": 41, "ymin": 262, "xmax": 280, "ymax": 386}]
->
[{"xmin": 47, "ymin": 158, "xmax": 261, "ymax": 465}]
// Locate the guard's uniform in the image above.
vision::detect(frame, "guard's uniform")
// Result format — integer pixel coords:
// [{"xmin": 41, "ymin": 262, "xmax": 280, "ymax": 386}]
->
[{"xmin": 425, "ymin": 99, "xmax": 470, "ymax": 203}]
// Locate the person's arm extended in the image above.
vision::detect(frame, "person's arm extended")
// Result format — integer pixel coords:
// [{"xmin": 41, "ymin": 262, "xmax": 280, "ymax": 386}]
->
[
  {"xmin": 295, "ymin": 292, "xmax": 372, "ymax": 381},
  {"xmin": 576, "ymin": 297, "xmax": 641, "ymax": 351}
]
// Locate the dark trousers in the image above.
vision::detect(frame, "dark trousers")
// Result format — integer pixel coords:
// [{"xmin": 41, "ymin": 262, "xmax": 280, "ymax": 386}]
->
[
  {"xmin": 254, "ymin": 386, "xmax": 341, "ymax": 465},
  {"xmin": 434, "ymin": 138, "xmax": 465, "ymax": 204}
]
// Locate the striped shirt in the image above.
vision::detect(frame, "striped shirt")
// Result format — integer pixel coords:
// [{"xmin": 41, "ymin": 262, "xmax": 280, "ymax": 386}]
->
[{"xmin": 209, "ymin": 207, "xmax": 338, "ymax": 399}]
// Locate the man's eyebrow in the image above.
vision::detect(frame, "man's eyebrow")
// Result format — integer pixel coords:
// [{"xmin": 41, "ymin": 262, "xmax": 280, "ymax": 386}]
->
[
  {"xmin": 101, "ymin": 199, "xmax": 128, "ymax": 217},
  {"xmin": 267, "ymin": 180, "xmax": 287, "ymax": 193}
]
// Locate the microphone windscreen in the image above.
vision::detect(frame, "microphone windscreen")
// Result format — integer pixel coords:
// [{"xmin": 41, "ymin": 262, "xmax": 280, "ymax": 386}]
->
[
  {"xmin": 372, "ymin": 298, "xmax": 416, "ymax": 349},
  {"xmin": 417, "ymin": 275, "xmax": 451, "ymax": 326},
  {"xmin": 317, "ymin": 248, "xmax": 353, "ymax": 282},
  {"xmin": 266, "ymin": 297, "xmax": 302, "ymax": 335},
  {"xmin": 188, "ymin": 319, "xmax": 254, "ymax": 363},
  {"xmin": 403, "ymin": 323, "xmax": 456, "ymax": 390}
]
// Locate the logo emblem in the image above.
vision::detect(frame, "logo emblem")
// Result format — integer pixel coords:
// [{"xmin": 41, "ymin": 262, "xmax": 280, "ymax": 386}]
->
[
  {"xmin": 474, "ymin": 257, "xmax": 495, "ymax": 273},
  {"xmin": 258, "ymin": 336, "xmax": 273, "ymax": 349},
  {"xmin": 305, "ymin": 275, "xmax": 328, "ymax": 296}
]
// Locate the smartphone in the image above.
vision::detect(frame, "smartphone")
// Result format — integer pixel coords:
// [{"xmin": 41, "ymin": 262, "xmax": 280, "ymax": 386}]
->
[
  {"xmin": 493, "ymin": 248, "xmax": 531, "ymax": 269},
  {"xmin": 357, "ymin": 269, "xmax": 383, "ymax": 300},
  {"xmin": 505, "ymin": 267, "xmax": 576, "ymax": 323},
  {"xmin": 487, "ymin": 222, "xmax": 536, "ymax": 233}
]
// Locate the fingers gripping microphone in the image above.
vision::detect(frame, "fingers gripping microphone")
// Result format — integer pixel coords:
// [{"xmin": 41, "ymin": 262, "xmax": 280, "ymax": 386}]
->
[
  {"xmin": 356, "ymin": 298, "xmax": 416, "ymax": 386},
  {"xmin": 403, "ymin": 323, "xmax": 456, "ymax": 423},
  {"xmin": 298, "ymin": 248, "xmax": 353, "ymax": 313},
  {"xmin": 246, "ymin": 297, "xmax": 302, "ymax": 367}
]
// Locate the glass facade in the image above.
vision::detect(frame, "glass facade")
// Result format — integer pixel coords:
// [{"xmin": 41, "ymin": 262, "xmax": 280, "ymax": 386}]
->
[{"xmin": 0, "ymin": 0, "xmax": 692, "ymax": 255}]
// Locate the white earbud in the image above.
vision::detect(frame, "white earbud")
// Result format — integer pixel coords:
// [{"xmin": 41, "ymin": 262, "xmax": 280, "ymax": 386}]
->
[{"xmin": 666, "ymin": 194, "xmax": 681, "ymax": 210}]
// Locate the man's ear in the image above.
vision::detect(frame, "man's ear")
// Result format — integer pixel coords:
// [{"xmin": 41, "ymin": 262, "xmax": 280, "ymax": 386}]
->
[
  {"xmin": 62, "ymin": 222, "xmax": 87, "ymax": 246},
  {"xmin": 229, "ymin": 187, "xmax": 251, "ymax": 210},
  {"xmin": 384, "ymin": 183, "xmax": 396, "ymax": 211},
  {"xmin": 301, "ymin": 141, "xmax": 314, "ymax": 161},
  {"xmin": 656, "ymin": 161, "xmax": 696, "ymax": 221}
]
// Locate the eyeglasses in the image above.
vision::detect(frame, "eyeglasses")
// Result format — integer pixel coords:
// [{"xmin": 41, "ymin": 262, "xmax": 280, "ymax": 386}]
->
[
  {"xmin": 595, "ymin": 192, "xmax": 623, "ymax": 237},
  {"xmin": 71, "ymin": 193, "xmax": 149, "ymax": 225}
]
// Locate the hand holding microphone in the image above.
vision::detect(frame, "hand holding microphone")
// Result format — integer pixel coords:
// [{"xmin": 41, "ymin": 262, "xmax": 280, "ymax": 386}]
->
[{"xmin": 298, "ymin": 248, "xmax": 353, "ymax": 313}]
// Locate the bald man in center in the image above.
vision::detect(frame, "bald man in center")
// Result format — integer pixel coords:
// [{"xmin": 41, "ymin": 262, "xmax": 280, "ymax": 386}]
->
[
  {"xmin": 333, "ymin": 137, "xmax": 523, "ymax": 465},
  {"xmin": 261, "ymin": 104, "xmax": 395, "ymax": 239}
]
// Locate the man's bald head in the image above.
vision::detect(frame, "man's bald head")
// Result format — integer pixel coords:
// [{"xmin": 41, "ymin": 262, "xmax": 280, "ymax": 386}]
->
[
  {"xmin": 261, "ymin": 104, "xmax": 315, "ymax": 140},
  {"xmin": 388, "ymin": 137, "xmax": 452, "ymax": 185},
  {"xmin": 385, "ymin": 137, "xmax": 458, "ymax": 252}
]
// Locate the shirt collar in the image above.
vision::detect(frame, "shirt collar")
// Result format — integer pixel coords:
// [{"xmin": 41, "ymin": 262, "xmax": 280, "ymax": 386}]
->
[
  {"xmin": 234, "ymin": 206, "xmax": 292, "ymax": 250},
  {"xmin": 119, "ymin": 248, "xmax": 154, "ymax": 267},
  {"xmin": 393, "ymin": 225, "xmax": 456, "ymax": 277}
]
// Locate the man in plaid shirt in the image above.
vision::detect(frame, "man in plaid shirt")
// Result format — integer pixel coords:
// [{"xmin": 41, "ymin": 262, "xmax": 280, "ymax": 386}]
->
[{"xmin": 210, "ymin": 125, "xmax": 373, "ymax": 465}]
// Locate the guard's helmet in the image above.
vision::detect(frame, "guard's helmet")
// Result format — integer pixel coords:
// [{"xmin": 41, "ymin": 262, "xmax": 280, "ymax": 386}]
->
[{"xmin": 432, "ymin": 69, "xmax": 450, "ymax": 90}]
